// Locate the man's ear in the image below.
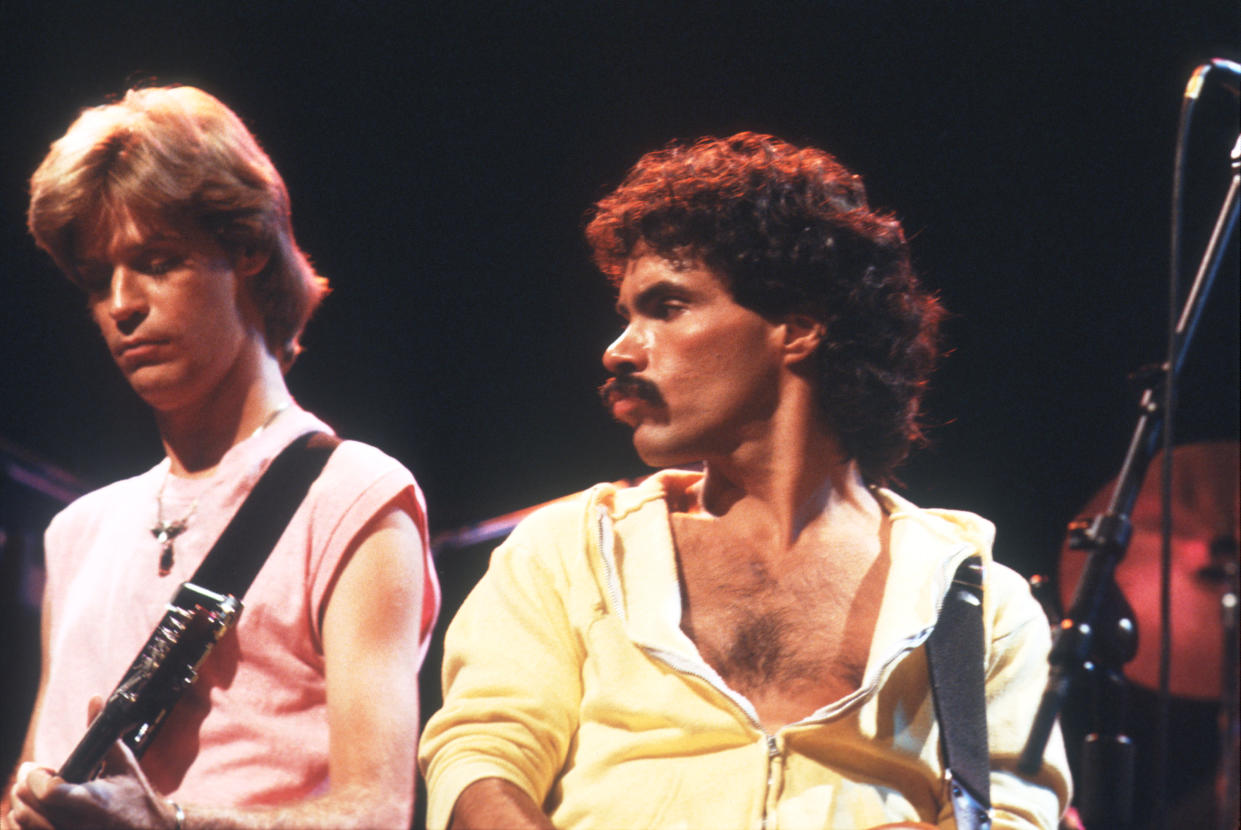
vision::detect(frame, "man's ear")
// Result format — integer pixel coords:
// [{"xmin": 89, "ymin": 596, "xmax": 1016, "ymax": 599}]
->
[
  {"xmin": 781, "ymin": 313, "xmax": 825, "ymax": 365},
  {"xmin": 232, "ymin": 248, "xmax": 270, "ymax": 279}
]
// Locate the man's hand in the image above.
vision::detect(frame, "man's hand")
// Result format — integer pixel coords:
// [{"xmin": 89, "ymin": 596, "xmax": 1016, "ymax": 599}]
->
[
  {"xmin": 4, "ymin": 762, "xmax": 55, "ymax": 830},
  {"xmin": 4, "ymin": 695, "xmax": 176, "ymax": 830},
  {"xmin": 4, "ymin": 746, "xmax": 176, "ymax": 830}
]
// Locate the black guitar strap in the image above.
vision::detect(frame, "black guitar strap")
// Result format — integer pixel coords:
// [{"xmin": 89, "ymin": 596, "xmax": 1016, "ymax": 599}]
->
[
  {"xmin": 58, "ymin": 431, "xmax": 343, "ymax": 782},
  {"xmin": 925, "ymin": 554, "xmax": 993, "ymax": 830},
  {"xmin": 189, "ymin": 430, "xmax": 341, "ymax": 598}
]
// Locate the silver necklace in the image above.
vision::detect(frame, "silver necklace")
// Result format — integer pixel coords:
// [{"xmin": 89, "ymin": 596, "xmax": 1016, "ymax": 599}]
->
[
  {"xmin": 152, "ymin": 475, "xmax": 197, "ymax": 576},
  {"xmin": 150, "ymin": 401, "xmax": 291, "ymax": 576}
]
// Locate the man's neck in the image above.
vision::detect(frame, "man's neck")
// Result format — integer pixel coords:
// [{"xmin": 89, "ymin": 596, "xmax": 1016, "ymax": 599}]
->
[
  {"xmin": 690, "ymin": 428, "xmax": 881, "ymax": 558},
  {"xmin": 669, "ymin": 431, "xmax": 890, "ymax": 727},
  {"xmin": 157, "ymin": 353, "xmax": 291, "ymax": 478}
]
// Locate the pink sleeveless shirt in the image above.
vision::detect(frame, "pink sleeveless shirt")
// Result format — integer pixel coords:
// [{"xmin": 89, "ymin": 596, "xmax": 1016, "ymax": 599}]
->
[{"xmin": 34, "ymin": 406, "xmax": 438, "ymax": 806}]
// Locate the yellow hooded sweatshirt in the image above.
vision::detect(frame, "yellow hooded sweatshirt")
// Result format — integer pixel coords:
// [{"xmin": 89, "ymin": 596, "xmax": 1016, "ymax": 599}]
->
[{"xmin": 420, "ymin": 471, "xmax": 1071, "ymax": 829}]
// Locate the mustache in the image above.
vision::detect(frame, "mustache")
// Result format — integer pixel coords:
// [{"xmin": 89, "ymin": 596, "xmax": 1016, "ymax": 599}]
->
[{"xmin": 598, "ymin": 374, "xmax": 663, "ymax": 407}]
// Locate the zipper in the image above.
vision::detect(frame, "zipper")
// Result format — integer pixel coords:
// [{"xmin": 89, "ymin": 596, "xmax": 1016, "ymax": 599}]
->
[
  {"xmin": 762, "ymin": 733, "xmax": 780, "ymax": 830},
  {"xmin": 593, "ymin": 504, "xmax": 974, "ymax": 824},
  {"xmin": 596, "ymin": 504, "xmax": 762, "ymax": 723},
  {"xmin": 595, "ymin": 505, "xmax": 626, "ymax": 624},
  {"xmin": 595, "ymin": 501, "xmax": 778, "ymax": 827},
  {"xmin": 792, "ymin": 543, "xmax": 977, "ymax": 724}
]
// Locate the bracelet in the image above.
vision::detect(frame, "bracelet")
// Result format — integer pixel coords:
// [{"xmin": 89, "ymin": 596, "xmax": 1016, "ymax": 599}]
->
[{"xmin": 166, "ymin": 799, "xmax": 185, "ymax": 830}]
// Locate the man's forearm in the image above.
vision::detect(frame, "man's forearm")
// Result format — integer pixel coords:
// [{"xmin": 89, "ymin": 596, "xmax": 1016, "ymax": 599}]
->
[
  {"xmin": 449, "ymin": 778, "xmax": 553, "ymax": 830},
  {"xmin": 5, "ymin": 764, "xmax": 411, "ymax": 830},
  {"xmin": 173, "ymin": 785, "xmax": 412, "ymax": 830}
]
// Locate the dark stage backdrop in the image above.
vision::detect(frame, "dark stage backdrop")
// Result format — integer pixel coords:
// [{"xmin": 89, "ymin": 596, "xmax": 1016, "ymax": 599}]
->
[{"xmin": 1, "ymin": 2, "xmax": 1237, "ymax": 826}]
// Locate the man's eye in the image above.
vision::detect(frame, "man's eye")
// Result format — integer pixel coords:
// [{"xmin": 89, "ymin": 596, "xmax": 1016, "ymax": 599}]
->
[
  {"xmin": 141, "ymin": 255, "xmax": 183, "ymax": 275},
  {"xmin": 655, "ymin": 300, "xmax": 686, "ymax": 318}
]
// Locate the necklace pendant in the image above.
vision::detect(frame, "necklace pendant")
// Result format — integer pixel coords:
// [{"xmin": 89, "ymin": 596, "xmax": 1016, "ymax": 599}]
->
[
  {"xmin": 151, "ymin": 518, "xmax": 188, "ymax": 576},
  {"xmin": 159, "ymin": 544, "xmax": 175, "ymax": 576}
]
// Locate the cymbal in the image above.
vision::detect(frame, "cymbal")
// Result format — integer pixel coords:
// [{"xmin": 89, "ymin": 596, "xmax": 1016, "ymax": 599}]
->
[{"xmin": 1059, "ymin": 441, "xmax": 1239, "ymax": 700}]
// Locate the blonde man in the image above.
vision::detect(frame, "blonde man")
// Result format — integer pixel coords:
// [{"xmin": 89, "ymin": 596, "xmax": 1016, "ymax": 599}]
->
[{"xmin": 4, "ymin": 86, "xmax": 438, "ymax": 830}]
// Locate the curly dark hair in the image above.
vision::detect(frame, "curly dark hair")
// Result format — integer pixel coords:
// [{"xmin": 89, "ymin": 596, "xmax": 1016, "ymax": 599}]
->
[{"xmin": 586, "ymin": 132, "xmax": 944, "ymax": 483}]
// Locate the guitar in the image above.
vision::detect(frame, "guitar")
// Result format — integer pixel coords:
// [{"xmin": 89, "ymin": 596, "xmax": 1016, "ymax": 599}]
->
[{"xmin": 58, "ymin": 582, "xmax": 241, "ymax": 783}]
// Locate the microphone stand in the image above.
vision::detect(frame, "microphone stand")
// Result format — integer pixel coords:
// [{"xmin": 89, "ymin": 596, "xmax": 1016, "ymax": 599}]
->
[
  {"xmin": 1018, "ymin": 131, "xmax": 1240, "ymax": 827},
  {"xmin": 1216, "ymin": 536, "xmax": 1239, "ymax": 830}
]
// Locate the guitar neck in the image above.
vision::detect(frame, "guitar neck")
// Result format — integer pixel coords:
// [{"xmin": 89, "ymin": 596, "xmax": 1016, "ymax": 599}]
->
[{"xmin": 57, "ymin": 582, "xmax": 242, "ymax": 783}]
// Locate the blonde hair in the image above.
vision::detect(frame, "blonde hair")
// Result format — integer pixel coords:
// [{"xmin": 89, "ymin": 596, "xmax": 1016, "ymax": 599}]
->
[{"xmin": 28, "ymin": 85, "xmax": 329, "ymax": 370}]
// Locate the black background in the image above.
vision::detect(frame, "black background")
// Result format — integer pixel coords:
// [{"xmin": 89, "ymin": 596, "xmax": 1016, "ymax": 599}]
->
[
  {"xmin": 2, "ymin": 2, "xmax": 1237, "ymax": 556},
  {"xmin": 1, "ymin": 1, "xmax": 1238, "ymax": 822}
]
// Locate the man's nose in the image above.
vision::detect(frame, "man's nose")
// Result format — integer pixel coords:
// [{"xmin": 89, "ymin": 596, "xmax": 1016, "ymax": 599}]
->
[
  {"xmin": 602, "ymin": 324, "xmax": 646, "ymax": 374},
  {"xmin": 107, "ymin": 266, "xmax": 149, "ymax": 333}
]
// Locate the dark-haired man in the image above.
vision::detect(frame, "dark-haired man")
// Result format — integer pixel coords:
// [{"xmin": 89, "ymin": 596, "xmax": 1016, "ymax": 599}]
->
[
  {"xmin": 3, "ymin": 86, "xmax": 437, "ymax": 830},
  {"xmin": 420, "ymin": 133, "xmax": 1070, "ymax": 829}
]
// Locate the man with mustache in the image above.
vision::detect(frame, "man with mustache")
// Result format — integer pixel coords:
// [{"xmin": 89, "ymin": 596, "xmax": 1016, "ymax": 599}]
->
[
  {"xmin": 3, "ymin": 86, "xmax": 437, "ymax": 830},
  {"xmin": 420, "ymin": 133, "xmax": 1071, "ymax": 829}
]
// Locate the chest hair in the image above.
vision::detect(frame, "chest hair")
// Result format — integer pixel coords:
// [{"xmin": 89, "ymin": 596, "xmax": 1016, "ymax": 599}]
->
[{"xmin": 673, "ymin": 517, "xmax": 887, "ymax": 708}]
